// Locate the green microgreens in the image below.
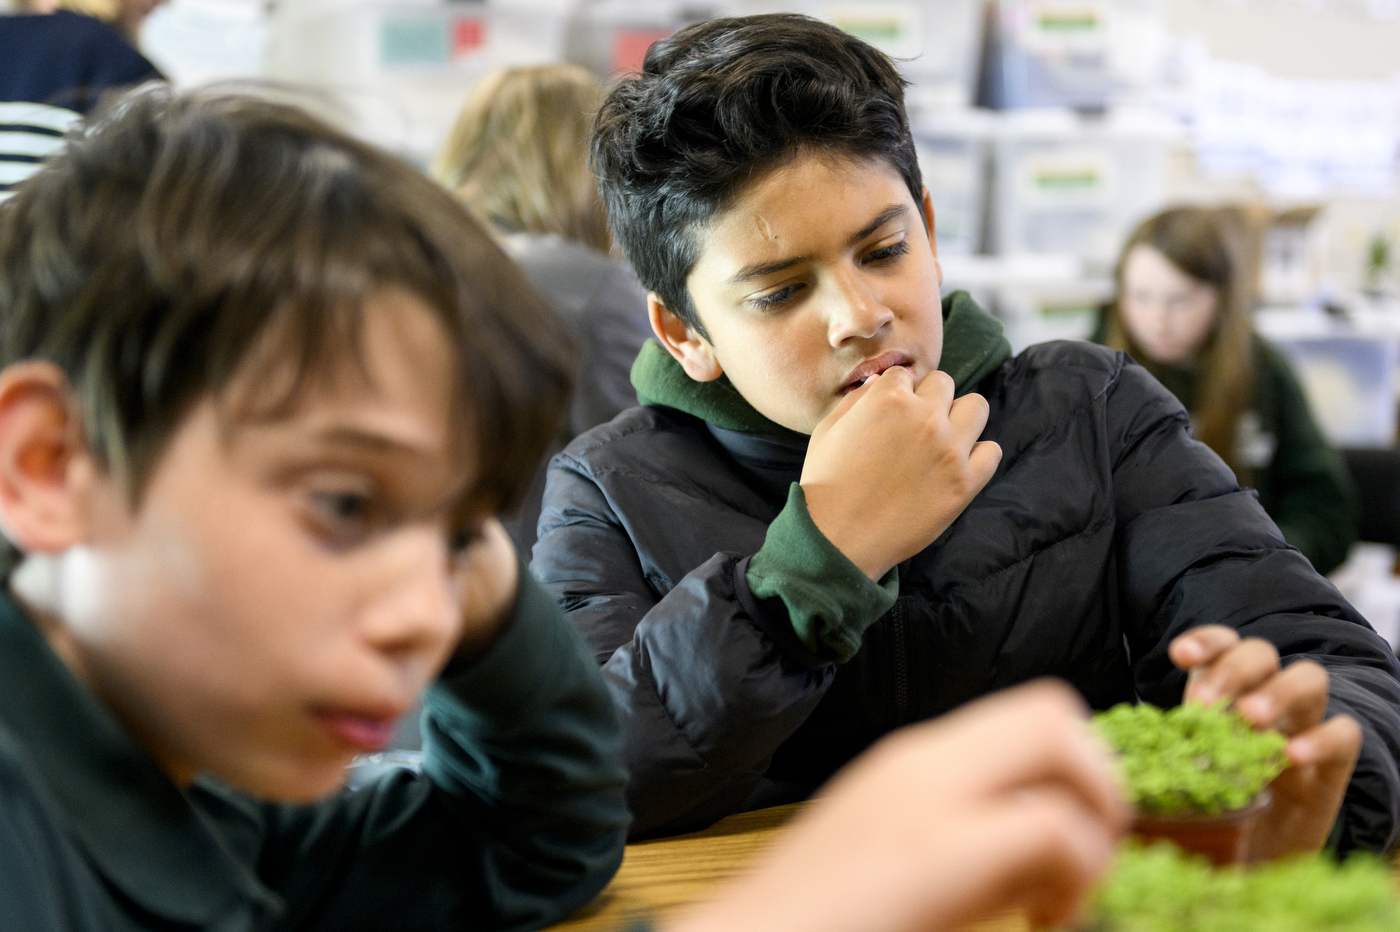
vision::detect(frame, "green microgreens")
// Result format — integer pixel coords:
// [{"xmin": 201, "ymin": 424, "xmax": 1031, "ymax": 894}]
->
[
  {"xmin": 1084, "ymin": 842, "xmax": 1400, "ymax": 931},
  {"xmin": 1093, "ymin": 702, "xmax": 1288, "ymax": 815}
]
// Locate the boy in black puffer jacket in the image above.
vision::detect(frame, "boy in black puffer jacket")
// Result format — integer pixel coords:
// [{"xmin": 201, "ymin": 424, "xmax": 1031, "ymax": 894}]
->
[{"xmin": 531, "ymin": 12, "xmax": 1400, "ymax": 855}]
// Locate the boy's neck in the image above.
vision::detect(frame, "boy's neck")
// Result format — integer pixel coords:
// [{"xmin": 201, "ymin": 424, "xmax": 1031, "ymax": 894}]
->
[
  {"xmin": 7, "ymin": 558, "xmax": 198, "ymax": 787},
  {"xmin": 8, "ymin": 555, "xmax": 91, "ymax": 680}
]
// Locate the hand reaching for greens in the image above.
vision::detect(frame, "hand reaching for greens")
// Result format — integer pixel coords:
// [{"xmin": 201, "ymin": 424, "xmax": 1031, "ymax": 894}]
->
[
  {"xmin": 665, "ymin": 681, "xmax": 1127, "ymax": 932},
  {"xmin": 1169, "ymin": 625, "xmax": 1362, "ymax": 859}
]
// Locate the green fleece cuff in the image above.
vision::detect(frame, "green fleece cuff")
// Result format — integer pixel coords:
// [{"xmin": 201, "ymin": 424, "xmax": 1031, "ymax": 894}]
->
[{"xmin": 746, "ymin": 483, "xmax": 898, "ymax": 664}]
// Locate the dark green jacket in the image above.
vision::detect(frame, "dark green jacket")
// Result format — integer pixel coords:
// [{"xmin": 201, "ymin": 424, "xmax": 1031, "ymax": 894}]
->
[
  {"xmin": 0, "ymin": 572, "xmax": 628, "ymax": 931},
  {"xmin": 1134, "ymin": 338, "xmax": 1358, "ymax": 576}
]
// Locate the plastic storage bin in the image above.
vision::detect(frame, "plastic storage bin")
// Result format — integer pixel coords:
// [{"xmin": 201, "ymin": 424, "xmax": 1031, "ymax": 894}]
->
[
  {"xmin": 993, "ymin": 258, "xmax": 1113, "ymax": 353},
  {"xmin": 140, "ymin": 0, "xmax": 271, "ymax": 87},
  {"xmin": 939, "ymin": 254, "xmax": 1111, "ymax": 354},
  {"xmin": 989, "ymin": 0, "xmax": 1166, "ymax": 111},
  {"xmin": 565, "ymin": 0, "xmax": 983, "ymax": 109},
  {"xmin": 731, "ymin": 0, "xmax": 984, "ymax": 113},
  {"xmin": 913, "ymin": 108, "xmax": 996, "ymax": 257},
  {"xmin": 989, "ymin": 106, "xmax": 1174, "ymax": 266},
  {"xmin": 1271, "ymin": 335, "xmax": 1399, "ymax": 448},
  {"xmin": 1257, "ymin": 307, "xmax": 1400, "ymax": 448},
  {"xmin": 821, "ymin": 0, "xmax": 983, "ymax": 113},
  {"xmin": 562, "ymin": 0, "xmax": 702, "ymax": 76}
]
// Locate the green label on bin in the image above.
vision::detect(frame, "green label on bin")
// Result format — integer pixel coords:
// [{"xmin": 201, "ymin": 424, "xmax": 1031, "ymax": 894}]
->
[{"xmin": 382, "ymin": 17, "xmax": 449, "ymax": 66}]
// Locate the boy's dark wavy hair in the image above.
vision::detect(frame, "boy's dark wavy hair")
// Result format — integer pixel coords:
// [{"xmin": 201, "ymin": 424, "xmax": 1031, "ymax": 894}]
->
[
  {"xmin": 0, "ymin": 86, "xmax": 576, "ymax": 572},
  {"xmin": 590, "ymin": 13, "xmax": 923, "ymax": 336}
]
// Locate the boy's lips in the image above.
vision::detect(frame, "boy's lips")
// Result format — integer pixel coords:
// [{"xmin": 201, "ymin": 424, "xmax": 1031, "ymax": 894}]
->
[
  {"xmin": 314, "ymin": 708, "xmax": 402, "ymax": 752},
  {"xmin": 840, "ymin": 351, "xmax": 915, "ymax": 394}
]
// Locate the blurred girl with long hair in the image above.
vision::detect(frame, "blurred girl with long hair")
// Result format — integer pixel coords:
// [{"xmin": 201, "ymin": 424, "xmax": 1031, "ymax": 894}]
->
[{"xmin": 1099, "ymin": 206, "xmax": 1356, "ymax": 574}]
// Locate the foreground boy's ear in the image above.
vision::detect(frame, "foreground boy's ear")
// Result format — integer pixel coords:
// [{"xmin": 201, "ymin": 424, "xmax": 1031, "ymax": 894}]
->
[
  {"xmin": 0, "ymin": 363, "xmax": 93, "ymax": 555},
  {"xmin": 648, "ymin": 293, "xmax": 724, "ymax": 382}
]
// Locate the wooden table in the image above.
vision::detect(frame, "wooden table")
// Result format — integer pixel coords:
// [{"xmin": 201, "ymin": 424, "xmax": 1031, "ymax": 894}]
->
[
  {"xmin": 549, "ymin": 800, "xmax": 1400, "ymax": 932},
  {"xmin": 548, "ymin": 803, "xmax": 1026, "ymax": 932}
]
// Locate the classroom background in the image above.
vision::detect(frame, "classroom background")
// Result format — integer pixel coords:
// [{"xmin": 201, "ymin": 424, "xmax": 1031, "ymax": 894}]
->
[{"xmin": 130, "ymin": 0, "xmax": 1400, "ymax": 632}]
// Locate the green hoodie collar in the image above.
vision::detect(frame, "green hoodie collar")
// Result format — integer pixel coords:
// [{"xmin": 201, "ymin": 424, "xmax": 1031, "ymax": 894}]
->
[{"xmin": 631, "ymin": 290, "xmax": 1011, "ymax": 435}]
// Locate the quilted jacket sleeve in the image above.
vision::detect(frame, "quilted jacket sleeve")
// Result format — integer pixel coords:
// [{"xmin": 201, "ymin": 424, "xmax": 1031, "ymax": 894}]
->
[
  {"xmin": 1106, "ymin": 354, "xmax": 1400, "ymax": 855},
  {"xmin": 532, "ymin": 450, "xmax": 838, "ymax": 838}
]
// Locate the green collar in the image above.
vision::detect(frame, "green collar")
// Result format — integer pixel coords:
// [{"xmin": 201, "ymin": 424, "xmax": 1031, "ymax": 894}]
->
[
  {"xmin": 0, "ymin": 590, "xmax": 278, "ymax": 924},
  {"xmin": 631, "ymin": 290, "xmax": 1012, "ymax": 434}
]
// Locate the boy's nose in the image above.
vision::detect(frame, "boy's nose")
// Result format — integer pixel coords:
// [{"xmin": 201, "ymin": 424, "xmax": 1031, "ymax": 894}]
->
[{"xmin": 826, "ymin": 271, "xmax": 894, "ymax": 345}]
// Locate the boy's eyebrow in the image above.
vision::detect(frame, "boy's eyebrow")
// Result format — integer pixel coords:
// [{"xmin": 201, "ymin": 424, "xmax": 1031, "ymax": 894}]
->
[
  {"xmin": 846, "ymin": 204, "xmax": 910, "ymax": 248},
  {"xmin": 727, "ymin": 204, "xmax": 910, "ymax": 284},
  {"xmin": 305, "ymin": 425, "xmax": 442, "ymax": 456},
  {"xmin": 298, "ymin": 423, "xmax": 480, "ymax": 512}
]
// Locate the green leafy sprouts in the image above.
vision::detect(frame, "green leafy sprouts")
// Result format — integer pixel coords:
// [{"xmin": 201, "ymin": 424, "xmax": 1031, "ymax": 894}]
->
[
  {"xmin": 1087, "ymin": 843, "xmax": 1400, "ymax": 931},
  {"xmin": 1093, "ymin": 702, "xmax": 1287, "ymax": 815}
]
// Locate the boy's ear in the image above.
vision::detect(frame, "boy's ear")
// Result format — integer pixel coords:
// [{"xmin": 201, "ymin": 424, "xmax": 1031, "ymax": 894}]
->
[
  {"xmin": 0, "ymin": 363, "xmax": 95, "ymax": 555},
  {"xmin": 647, "ymin": 293, "xmax": 724, "ymax": 382},
  {"xmin": 921, "ymin": 185, "xmax": 943, "ymax": 289}
]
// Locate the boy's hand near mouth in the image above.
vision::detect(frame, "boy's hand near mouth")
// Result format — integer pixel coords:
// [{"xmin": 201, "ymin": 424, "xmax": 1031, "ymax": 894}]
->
[{"xmin": 800, "ymin": 367, "xmax": 1002, "ymax": 582}]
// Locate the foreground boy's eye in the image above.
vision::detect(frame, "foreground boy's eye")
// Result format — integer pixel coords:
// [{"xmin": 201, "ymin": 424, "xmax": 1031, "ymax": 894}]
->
[
  {"xmin": 307, "ymin": 490, "xmax": 377, "ymax": 545},
  {"xmin": 448, "ymin": 525, "xmax": 484, "ymax": 554}
]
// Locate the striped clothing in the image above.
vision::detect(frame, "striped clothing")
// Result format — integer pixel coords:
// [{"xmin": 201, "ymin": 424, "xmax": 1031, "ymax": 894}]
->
[
  {"xmin": 0, "ymin": 9, "xmax": 161, "ymax": 201},
  {"xmin": 0, "ymin": 101, "xmax": 81, "ymax": 200}
]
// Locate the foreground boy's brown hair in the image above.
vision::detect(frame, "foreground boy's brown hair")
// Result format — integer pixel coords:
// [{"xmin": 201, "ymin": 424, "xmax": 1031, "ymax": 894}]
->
[{"xmin": 0, "ymin": 87, "xmax": 574, "ymax": 544}]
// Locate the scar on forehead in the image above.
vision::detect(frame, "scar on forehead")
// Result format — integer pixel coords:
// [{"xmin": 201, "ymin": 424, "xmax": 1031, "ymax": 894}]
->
[{"xmin": 753, "ymin": 214, "xmax": 779, "ymax": 241}]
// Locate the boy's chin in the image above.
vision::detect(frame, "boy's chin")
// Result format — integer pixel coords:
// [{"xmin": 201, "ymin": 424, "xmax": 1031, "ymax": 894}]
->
[{"xmin": 210, "ymin": 754, "xmax": 354, "ymax": 803}]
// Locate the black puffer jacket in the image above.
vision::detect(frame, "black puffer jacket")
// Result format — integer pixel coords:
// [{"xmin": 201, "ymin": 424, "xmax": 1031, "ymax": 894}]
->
[{"xmin": 533, "ymin": 336, "xmax": 1400, "ymax": 850}]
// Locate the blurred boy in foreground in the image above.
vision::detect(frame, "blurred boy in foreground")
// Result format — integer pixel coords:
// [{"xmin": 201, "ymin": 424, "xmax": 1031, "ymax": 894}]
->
[{"xmin": 0, "ymin": 86, "xmax": 1127, "ymax": 932}]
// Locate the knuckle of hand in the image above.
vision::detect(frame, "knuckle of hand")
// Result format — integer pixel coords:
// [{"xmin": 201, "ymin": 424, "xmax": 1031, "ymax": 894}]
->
[
  {"xmin": 1291, "ymin": 658, "xmax": 1328, "ymax": 683},
  {"xmin": 1028, "ymin": 803, "xmax": 1090, "ymax": 867},
  {"xmin": 1206, "ymin": 626, "xmax": 1240, "ymax": 647},
  {"xmin": 1242, "ymin": 636, "xmax": 1279, "ymax": 658},
  {"xmin": 1334, "ymin": 714, "xmax": 1363, "ymax": 742},
  {"xmin": 1027, "ymin": 678, "xmax": 1079, "ymax": 714}
]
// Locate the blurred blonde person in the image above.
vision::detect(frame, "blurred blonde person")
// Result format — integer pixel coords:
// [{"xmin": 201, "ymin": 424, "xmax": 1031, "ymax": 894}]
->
[
  {"xmin": 435, "ymin": 65, "xmax": 652, "ymax": 552},
  {"xmin": 1098, "ymin": 206, "xmax": 1357, "ymax": 574}
]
